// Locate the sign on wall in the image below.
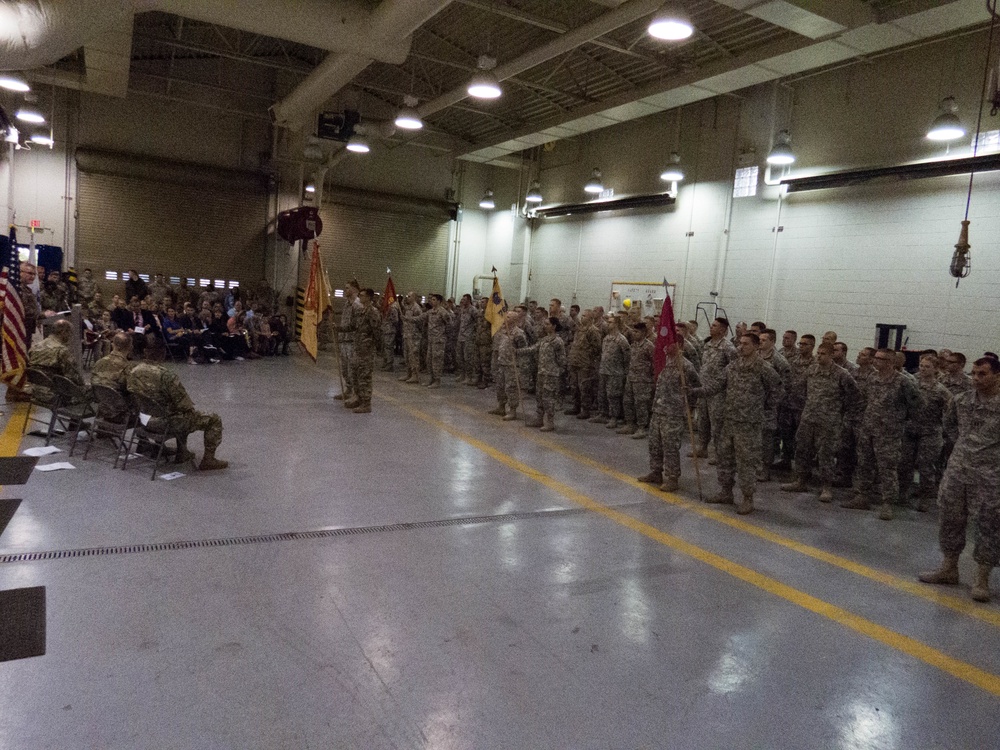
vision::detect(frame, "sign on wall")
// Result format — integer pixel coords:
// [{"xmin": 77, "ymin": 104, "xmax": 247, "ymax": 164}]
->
[{"xmin": 609, "ymin": 280, "xmax": 675, "ymax": 317}]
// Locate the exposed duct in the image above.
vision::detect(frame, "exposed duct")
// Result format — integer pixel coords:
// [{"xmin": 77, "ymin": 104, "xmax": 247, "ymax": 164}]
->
[
  {"xmin": 416, "ymin": 0, "xmax": 666, "ymax": 119},
  {"xmin": 270, "ymin": 0, "xmax": 454, "ymax": 130}
]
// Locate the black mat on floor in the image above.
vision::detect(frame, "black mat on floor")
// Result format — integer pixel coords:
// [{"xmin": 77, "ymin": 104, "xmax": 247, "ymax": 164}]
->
[
  {"xmin": 0, "ymin": 586, "xmax": 46, "ymax": 662},
  {"xmin": 0, "ymin": 498, "xmax": 20, "ymax": 538},
  {"xmin": 0, "ymin": 457, "xmax": 39, "ymax": 485}
]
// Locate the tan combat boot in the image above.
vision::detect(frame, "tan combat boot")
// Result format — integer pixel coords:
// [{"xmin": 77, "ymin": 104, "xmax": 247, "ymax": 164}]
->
[
  {"xmin": 706, "ymin": 486, "xmax": 735, "ymax": 505},
  {"xmin": 818, "ymin": 485, "xmax": 833, "ymax": 503},
  {"xmin": 353, "ymin": 403, "xmax": 372, "ymax": 414},
  {"xmin": 971, "ymin": 564, "xmax": 992, "ymax": 603},
  {"xmin": 524, "ymin": 414, "xmax": 543, "ymax": 428},
  {"xmin": 878, "ymin": 503, "xmax": 894, "ymax": 521},
  {"xmin": 918, "ymin": 555, "xmax": 960, "ymax": 585},
  {"xmin": 343, "ymin": 396, "xmax": 361, "ymax": 409},
  {"xmin": 659, "ymin": 477, "xmax": 679, "ymax": 492},
  {"xmin": 631, "ymin": 429, "xmax": 648, "ymax": 440},
  {"xmin": 488, "ymin": 404, "xmax": 506, "ymax": 416},
  {"xmin": 539, "ymin": 414, "xmax": 555, "ymax": 432},
  {"xmin": 503, "ymin": 404, "xmax": 518, "ymax": 421},
  {"xmin": 736, "ymin": 493, "xmax": 754, "ymax": 515},
  {"xmin": 637, "ymin": 470, "xmax": 662, "ymax": 485},
  {"xmin": 781, "ymin": 477, "xmax": 809, "ymax": 492},
  {"xmin": 617, "ymin": 423, "xmax": 636, "ymax": 435},
  {"xmin": 199, "ymin": 449, "xmax": 228, "ymax": 471}
]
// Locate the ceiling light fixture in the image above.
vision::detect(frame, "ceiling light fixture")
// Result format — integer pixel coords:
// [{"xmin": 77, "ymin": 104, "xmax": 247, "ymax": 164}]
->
[
  {"xmin": 346, "ymin": 135, "xmax": 370, "ymax": 153},
  {"xmin": 584, "ymin": 168, "xmax": 604, "ymax": 194},
  {"xmin": 926, "ymin": 96, "xmax": 966, "ymax": 142},
  {"xmin": 0, "ymin": 75, "xmax": 30, "ymax": 92},
  {"xmin": 304, "ymin": 182, "xmax": 316, "ymax": 194},
  {"xmin": 479, "ymin": 189, "xmax": 495, "ymax": 209},
  {"xmin": 394, "ymin": 95, "xmax": 423, "ymax": 130},
  {"xmin": 525, "ymin": 180, "xmax": 543, "ymax": 204},
  {"xmin": 15, "ymin": 109, "xmax": 44, "ymax": 124},
  {"xmin": 648, "ymin": 4, "xmax": 694, "ymax": 41},
  {"xmin": 659, "ymin": 152, "xmax": 684, "ymax": 182},
  {"xmin": 30, "ymin": 134, "xmax": 54, "ymax": 147},
  {"xmin": 766, "ymin": 130, "xmax": 795, "ymax": 165},
  {"xmin": 468, "ymin": 56, "xmax": 502, "ymax": 99}
]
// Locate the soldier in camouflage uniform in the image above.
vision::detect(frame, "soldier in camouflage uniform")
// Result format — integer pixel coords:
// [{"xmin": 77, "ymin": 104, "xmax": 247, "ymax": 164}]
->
[
  {"xmin": 696, "ymin": 318, "xmax": 737, "ymax": 459},
  {"xmin": 147, "ymin": 273, "xmax": 170, "ymax": 305},
  {"xmin": 456, "ymin": 295, "xmax": 476, "ymax": 383},
  {"xmin": 90, "ymin": 333, "xmax": 135, "ymax": 421},
  {"xmin": 565, "ymin": 310, "xmax": 602, "ymax": 419},
  {"xmin": 832, "ymin": 342, "xmax": 859, "ymax": 378},
  {"xmin": 474, "ymin": 298, "xmax": 493, "ymax": 388},
  {"xmin": 342, "ymin": 288, "xmax": 383, "ymax": 413},
  {"xmin": 399, "ymin": 292, "xmax": 424, "ymax": 384},
  {"xmin": 899, "ymin": 354, "xmax": 952, "ymax": 510},
  {"xmin": 19, "ymin": 263, "xmax": 40, "ymax": 343},
  {"xmin": 593, "ymin": 317, "xmax": 630, "ymax": 428},
  {"xmin": 39, "ymin": 270, "xmax": 69, "ymax": 313},
  {"xmin": 28, "ymin": 319, "xmax": 87, "ymax": 403},
  {"xmin": 938, "ymin": 351, "xmax": 971, "ymax": 466},
  {"xmin": 444, "ymin": 297, "xmax": 459, "ymax": 374},
  {"xmin": 919, "ymin": 356, "xmax": 1000, "ymax": 603},
  {"xmin": 835, "ymin": 346, "xmax": 876, "ymax": 487},
  {"xmin": 638, "ymin": 347, "xmax": 700, "ymax": 493},
  {"xmin": 842, "ymin": 348, "xmax": 921, "ymax": 520},
  {"xmin": 694, "ymin": 333, "xmax": 781, "ymax": 515},
  {"xmin": 420, "ymin": 294, "xmax": 454, "ymax": 388},
  {"xmin": 515, "ymin": 305, "xmax": 537, "ymax": 395},
  {"xmin": 620, "ymin": 321, "xmax": 655, "ymax": 439},
  {"xmin": 758, "ymin": 329, "xmax": 790, "ymax": 481},
  {"xmin": 781, "ymin": 342, "xmax": 859, "ymax": 501},
  {"xmin": 76, "ymin": 268, "xmax": 99, "ymax": 307},
  {"xmin": 126, "ymin": 336, "xmax": 227, "ymax": 470},
  {"xmin": 776, "ymin": 334, "xmax": 816, "ymax": 469},
  {"xmin": 381, "ymin": 297, "xmax": 400, "ymax": 372},
  {"xmin": 519, "ymin": 317, "xmax": 566, "ymax": 431},
  {"xmin": 336, "ymin": 282, "xmax": 362, "ymax": 400},
  {"xmin": 487, "ymin": 312, "xmax": 527, "ymax": 420}
]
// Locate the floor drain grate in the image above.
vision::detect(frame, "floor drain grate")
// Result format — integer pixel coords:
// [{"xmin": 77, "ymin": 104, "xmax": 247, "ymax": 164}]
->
[{"xmin": 0, "ymin": 505, "xmax": 634, "ymax": 564}]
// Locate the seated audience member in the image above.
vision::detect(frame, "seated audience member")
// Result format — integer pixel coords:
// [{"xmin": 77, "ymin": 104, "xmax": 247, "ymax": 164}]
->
[
  {"xmin": 27, "ymin": 319, "xmax": 87, "ymax": 403},
  {"xmin": 90, "ymin": 333, "xmax": 136, "ymax": 421},
  {"xmin": 126, "ymin": 336, "xmax": 228, "ymax": 471}
]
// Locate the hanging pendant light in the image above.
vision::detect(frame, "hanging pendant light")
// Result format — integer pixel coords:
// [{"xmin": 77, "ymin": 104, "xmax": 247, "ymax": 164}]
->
[
  {"xmin": 468, "ymin": 56, "xmax": 502, "ymax": 99},
  {"xmin": 0, "ymin": 75, "xmax": 30, "ymax": 92},
  {"xmin": 304, "ymin": 182, "xmax": 316, "ymax": 194},
  {"xmin": 659, "ymin": 152, "xmax": 684, "ymax": 182},
  {"xmin": 926, "ymin": 96, "xmax": 966, "ymax": 141},
  {"xmin": 525, "ymin": 180, "xmax": 543, "ymax": 204},
  {"xmin": 346, "ymin": 135, "xmax": 370, "ymax": 153},
  {"xmin": 584, "ymin": 168, "xmax": 604, "ymax": 194},
  {"xmin": 479, "ymin": 189, "xmax": 496, "ymax": 209},
  {"xmin": 30, "ymin": 134, "xmax": 54, "ymax": 147},
  {"xmin": 394, "ymin": 95, "xmax": 423, "ymax": 130},
  {"xmin": 766, "ymin": 130, "xmax": 795, "ymax": 165},
  {"xmin": 648, "ymin": 4, "xmax": 694, "ymax": 41},
  {"xmin": 15, "ymin": 110, "xmax": 44, "ymax": 124}
]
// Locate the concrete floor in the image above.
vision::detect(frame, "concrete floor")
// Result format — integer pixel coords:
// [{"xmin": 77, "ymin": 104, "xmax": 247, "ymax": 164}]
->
[{"xmin": 1, "ymin": 353, "xmax": 998, "ymax": 749}]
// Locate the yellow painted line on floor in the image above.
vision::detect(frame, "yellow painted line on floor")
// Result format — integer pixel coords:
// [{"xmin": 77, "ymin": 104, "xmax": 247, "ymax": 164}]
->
[
  {"xmin": 384, "ymin": 393, "xmax": 1000, "ymax": 697},
  {"xmin": 0, "ymin": 403, "xmax": 28, "ymax": 457},
  {"xmin": 442, "ymin": 398, "xmax": 1000, "ymax": 630}
]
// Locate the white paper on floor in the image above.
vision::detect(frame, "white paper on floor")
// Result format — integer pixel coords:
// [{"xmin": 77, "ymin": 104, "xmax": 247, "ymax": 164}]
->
[
  {"xmin": 139, "ymin": 413, "xmax": 151, "ymax": 426},
  {"xmin": 159, "ymin": 472, "xmax": 185, "ymax": 481},
  {"xmin": 34, "ymin": 462, "xmax": 76, "ymax": 472},
  {"xmin": 22, "ymin": 446, "xmax": 62, "ymax": 457}
]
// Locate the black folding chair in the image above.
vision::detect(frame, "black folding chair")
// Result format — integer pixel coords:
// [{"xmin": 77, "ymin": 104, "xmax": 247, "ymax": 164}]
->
[
  {"xmin": 85, "ymin": 385, "xmax": 137, "ymax": 468},
  {"xmin": 49, "ymin": 375, "xmax": 97, "ymax": 458},
  {"xmin": 123, "ymin": 393, "xmax": 178, "ymax": 480},
  {"xmin": 23, "ymin": 368, "xmax": 63, "ymax": 443}
]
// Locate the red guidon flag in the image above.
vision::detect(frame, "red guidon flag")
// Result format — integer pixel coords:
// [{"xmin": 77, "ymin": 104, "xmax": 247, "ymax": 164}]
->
[
  {"xmin": 653, "ymin": 278, "xmax": 678, "ymax": 377},
  {"xmin": 381, "ymin": 275, "xmax": 396, "ymax": 316}
]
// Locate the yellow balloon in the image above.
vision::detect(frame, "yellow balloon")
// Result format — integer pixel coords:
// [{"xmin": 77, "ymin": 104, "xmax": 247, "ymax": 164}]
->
[{"xmin": 623, "ymin": 298, "xmax": 632, "ymax": 309}]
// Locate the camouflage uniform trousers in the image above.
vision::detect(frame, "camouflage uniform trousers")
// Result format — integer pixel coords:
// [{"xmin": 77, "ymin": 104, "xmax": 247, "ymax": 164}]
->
[
  {"xmin": 794, "ymin": 418, "xmax": 842, "ymax": 484},
  {"xmin": 596, "ymin": 373, "xmax": 625, "ymax": 420},
  {"xmin": 339, "ymin": 343, "xmax": 354, "ymax": 394},
  {"xmin": 350, "ymin": 351, "xmax": 375, "ymax": 405},
  {"xmin": 463, "ymin": 339, "xmax": 480, "ymax": 381},
  {"xmin": 535, "ymin": 375, "xmax": 561, "ymax": 419},
  {"xmin": 519, "ymin": 351, "xmax": 537, "ymax": 393},
  {"xmin": 444, "ymin": 336, "xmax": 457, "ymax": 373},
  {"xmin": 569, "ymin": 366, "xmax": 597, "ymax": 416},
  {"xmin": 623, "ymin": 380, "xmax": 654, "ymax": 428},
  {"xmin": 494, "ymin": 364, "xmax": 520, "ymax": 409},
  {"xmin": 382, "ymin": 332, "xmax": 395, "ymax": 370},
  {"xmin": 835, "ymin": 421, "xmax": 858, "ymax": 485},
  {"xmin": 936, "ymin": 471, "xmax": 1000, "ymax": 566},
  {"xmin": 477, "ymin": 341, "xmax": 492, "ymax": 383},
  {"xmin": 899, "ymin": 428, "xmax": 944, "ymax": 500},
  {"xmin": 855, "ymin": 426, "xmax": 902, "ymax": 506},
  {"xmin": 404, "ymin": 335, "xmax": 421, "ymax": 377},
  {"xmin": 648, "ymin": 413, "xmax": 685, "ymax": 481},
  {"xmin": 159, "ymin": 409, "xmax": 223, "ymax": 452},
  {"xmin": 717, "ymin": 420, "xmax": 762, "ymax": 497},
  {"xmin": 761, "ymin": 407, "xmax": 779, "ymax": 474},
  {"xmin": 777, "ymin": 405, "xmax": 802, "ymax": 461},
  {"xmin": 697, "ymin": 393, "xmax": 726, "ymax": 454},
  {"xmin": 427, "ymin": 334, "xmax": 446, "ymax": 381}
]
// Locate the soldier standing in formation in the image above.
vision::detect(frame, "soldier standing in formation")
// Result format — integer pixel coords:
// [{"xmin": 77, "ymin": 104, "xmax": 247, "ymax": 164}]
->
[
  {"xmin": 381, "ymin": 296, "xmax": 400, "ymax": 372},
  {"xmin": 519, "ymin": 317, "xmax": 566, "ymax": 432},
  {"xmin": 487, "ymin": 311, "xmax": 527, "ymax": 421},
  {"xmin": 456, "ymin": 294, "xmax": 476, "ymax": 384},
  {"xmin": 920, "ymin": 356, "xmax": 1000, "ymax": 603},
  {"xmin": 335, "ymin": 281, "xmax": 362, "ymax": 401},
  {"xmin": 639, "ymin": 344, "xmax": 700, "ymax": 493},
  {"xmin": 342, "ymin": 288, "xmax": 382, "ymax": 413},
  {"xmin": 399, "ymin": 292, "xmax": 424, "ymax": 384},
  {"xmin": 474, "ymin": 298, "xmax": 493, "ymax": 389},
  {"xmin": 421, "ymin": 293, "xmax": 453, "ymax": 389},
  {"xmin": 757, "ymin": 329, "xmax": 789, "ymax": 482},
  {"xmin": 899, "ymin": 353, "xmax": 952, "ymax": 510},
  {"xmin": 695, "ymin": 317, "xmax": 736, "ymax": 460},
  {"xmin": 593, "ymin": 316, "xmax": 630, "ymax": 429},
  {"xmin": 565, "ymin": 310, "xmax": 602, "ymax": 419},
  {"xmin": 619, "ymin": 321, "xmax": 655, "ymax": 439}
]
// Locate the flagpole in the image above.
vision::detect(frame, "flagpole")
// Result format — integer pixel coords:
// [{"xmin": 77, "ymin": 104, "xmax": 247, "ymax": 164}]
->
[{"xmin": 676, "ymin": 345, "xmax": 703, "ymax": 503}]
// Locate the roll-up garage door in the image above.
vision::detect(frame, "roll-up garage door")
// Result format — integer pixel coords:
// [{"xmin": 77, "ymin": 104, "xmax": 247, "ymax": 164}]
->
[
  {"xmin": 317, "ymin": 197, "xmax": 451, "ymax": 294},
  {"xmin": 75, "ymin": 149, "xmax": 267, "ymax": 289}
]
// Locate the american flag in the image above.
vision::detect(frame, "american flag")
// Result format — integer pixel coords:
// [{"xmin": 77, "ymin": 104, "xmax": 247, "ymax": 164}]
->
[{"xmin": 0, "ymin": 230, "xmax": 27, "ymax": 389}]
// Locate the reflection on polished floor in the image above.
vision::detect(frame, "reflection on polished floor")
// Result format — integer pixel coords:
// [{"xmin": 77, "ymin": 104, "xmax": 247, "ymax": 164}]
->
[{"xmin": 1, "ymin": 354, "xmax": 998, "ymax": 749}]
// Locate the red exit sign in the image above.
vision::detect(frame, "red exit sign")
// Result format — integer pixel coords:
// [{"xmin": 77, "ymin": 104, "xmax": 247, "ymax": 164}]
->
[{"xmin": 29, "ymin": 219, "xmax": 41, "ymax": 229}]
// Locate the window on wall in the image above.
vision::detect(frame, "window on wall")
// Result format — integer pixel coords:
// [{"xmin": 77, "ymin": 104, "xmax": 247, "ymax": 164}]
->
[
  {"xmin": 733, "ymin": 166, "xmax": 759, "ymax": 198},
  {"xmin": 105, "ymin": 271, "xmax": 118, "ymax": 281},
  {"xmin": 974, "ymin": 129, "xmax": 1000, "ymax": 153},
  {"xmin": 139, "ymin": 273, "xmax": 150, "ymax": 282},
  {"xmin": 228, "ymin": 281, "xmax": 239, "ymax": 289},
  {"xmin": 169, "ymin": 276, "xmax": 181, "ymax": 285}
]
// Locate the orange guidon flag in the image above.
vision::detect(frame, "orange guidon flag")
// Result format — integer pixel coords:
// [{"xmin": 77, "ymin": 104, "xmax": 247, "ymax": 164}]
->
[
  {"xmin": 381, "ymin": 275, "xmax": 396, "ymax": 316},
  {"xmin": 300, "ymin": 241, "xmax": 332, "ymax": 361}
]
